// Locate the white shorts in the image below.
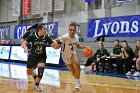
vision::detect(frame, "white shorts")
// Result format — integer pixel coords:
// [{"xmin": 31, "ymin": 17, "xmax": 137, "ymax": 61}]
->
[{"xmin": 62, "ymin": 51, "xmax": 76, "ymax": 64}]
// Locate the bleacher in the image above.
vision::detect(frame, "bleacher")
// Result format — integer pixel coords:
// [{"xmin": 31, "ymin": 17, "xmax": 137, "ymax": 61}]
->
[{"xmin": 78, "ymin": 37, "xmax": 139, "ymax": 64}]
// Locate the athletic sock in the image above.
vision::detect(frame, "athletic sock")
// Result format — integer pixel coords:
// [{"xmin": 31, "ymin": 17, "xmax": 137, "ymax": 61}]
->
[
  {"xmin": 35, "ymin": 82, "xmax": 39, "ymax": 86},
  {"xmin": 75, "ymin": 79, "xmax": 80, "ymax": 83},
  {"xmin": 33, "ymin": 75, "xmax": 37, "ymax": 80}
]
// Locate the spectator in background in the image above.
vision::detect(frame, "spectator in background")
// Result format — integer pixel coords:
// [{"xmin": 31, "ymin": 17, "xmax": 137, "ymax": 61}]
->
[
  {"xmin": 110, "ymin": 39, "xmax": 122, "ymax": 73},
  {"xmin": 120, "ymin": 40, "xmax": 134, "ymax": 75},
  {"xmin": 0, "ymin": 40, "xmax": 7, "ymax": 44},
  {"xmin": 6, "ymin": 39, "xmax": 15, "ymax": 44},
  {"xmin": 95, "ymin": 42, "xmax": 109, "ymax": 72},
  {"xmin": 133, "ymin": 40, "xmax": 140, "ymax": 76}
]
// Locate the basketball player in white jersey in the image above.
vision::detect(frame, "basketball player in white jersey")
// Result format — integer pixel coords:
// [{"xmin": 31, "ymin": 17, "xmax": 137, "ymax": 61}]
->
[{"xmin": 55, "ymin": 21, "xmax": 90, "ymax": 90}]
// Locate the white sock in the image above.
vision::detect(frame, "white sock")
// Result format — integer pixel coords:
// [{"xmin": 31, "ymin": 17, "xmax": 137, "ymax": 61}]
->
[{"xmin": 75, "ymin": 79, "xmax": 80, "ymax": 83}]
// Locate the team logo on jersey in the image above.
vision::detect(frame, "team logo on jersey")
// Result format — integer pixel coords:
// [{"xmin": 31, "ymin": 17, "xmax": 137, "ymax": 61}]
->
[{"xmin": 68, "ymin": 42, "xmax": 76, "ymax": 46}]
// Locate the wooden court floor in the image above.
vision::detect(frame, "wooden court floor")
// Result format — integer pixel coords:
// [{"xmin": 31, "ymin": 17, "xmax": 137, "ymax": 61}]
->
[{"xmin": 0, "ymin": 63, "xmax": 140, "ymax": 93}]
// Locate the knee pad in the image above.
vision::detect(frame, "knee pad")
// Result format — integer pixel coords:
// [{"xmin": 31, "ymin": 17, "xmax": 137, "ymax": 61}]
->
[{"xmin": 38, "ymin": 66, "xmax": 45, "ymax": 78}]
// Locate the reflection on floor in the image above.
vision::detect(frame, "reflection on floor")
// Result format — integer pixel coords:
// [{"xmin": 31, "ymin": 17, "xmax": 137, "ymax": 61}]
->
[{"xmin": 0, "ymin": 62, "xmax": 140, "ymax": 93}]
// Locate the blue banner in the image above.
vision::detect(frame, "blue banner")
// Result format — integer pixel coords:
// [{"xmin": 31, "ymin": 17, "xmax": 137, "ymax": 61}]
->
[
  {"xmin": 84, "ymin": 0, "xmax": 95, "ymax": 2},
  {"xmin": 116, "ymin": 0, "xmax": 132, "ymax": 2},
  {"xmin": 14, "ymin": 22, "xmax": 58, "ymax": 39},
  {"xmin": 0, "ymin": 26, "xmax": 10, "ymax": 40},
  {"xmin": 87, "ymin": 15, "xmax": 140, "ymax": 37}
]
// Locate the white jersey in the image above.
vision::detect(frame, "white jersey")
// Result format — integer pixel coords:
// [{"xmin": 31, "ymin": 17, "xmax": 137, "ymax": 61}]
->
[{"xmin": 59, "ymin": 33, "xmax": 79, "ymax": 53}]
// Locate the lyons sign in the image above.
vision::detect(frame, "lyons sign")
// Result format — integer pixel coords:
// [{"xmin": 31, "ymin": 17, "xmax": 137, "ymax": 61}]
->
[{"xmin": 87, "ymin": 15, "xmax": 140, "ymax": 37}]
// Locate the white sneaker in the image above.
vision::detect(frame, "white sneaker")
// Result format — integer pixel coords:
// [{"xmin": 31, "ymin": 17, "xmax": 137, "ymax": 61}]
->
[
  {"xmin": 133, "ymin": 72, "xmax": 140, "ymax": 77},
  {"xmin": 34, "ymin": 85, "xmax": 42, "ymax": 92},
  {"xmin": 126, "ymin": 71, "xmax": 132, "ymax": 76},
  {"xmin": 75, "ymin": 81, "xmax": 80, "ymax": 89},
  {"xmin": 80, "ymin": 65, "xmax": 86, "ymax": 70}
]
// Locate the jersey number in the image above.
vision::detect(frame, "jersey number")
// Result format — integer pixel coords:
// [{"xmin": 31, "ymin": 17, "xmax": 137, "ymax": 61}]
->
[{"xmin": 35, "ymin": 46, "xmax": 43, "ymax": 54}]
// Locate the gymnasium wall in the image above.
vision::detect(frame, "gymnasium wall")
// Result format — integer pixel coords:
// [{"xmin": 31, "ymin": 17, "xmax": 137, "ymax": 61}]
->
[{"xmin": 0, "ymin": 0, "xmax": 140, "ymax": 38}]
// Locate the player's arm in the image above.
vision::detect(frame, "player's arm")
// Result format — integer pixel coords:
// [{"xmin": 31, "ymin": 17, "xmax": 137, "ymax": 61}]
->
[
  {"xmin": 21, "ymin": 38, "xmax": 26, "ymax": 48},
  {"xmin": 21, "ymin": 32, "xmax": 28, "ymax": 48},
  {"xmin": 75, "ymin": 36, "xmax": 90, "ymax": 49},
  {"xmin": 115, "ymin": 54, "xmax": 122, "ymax": 57},
  {"xmin": 138, "ymin": 50, "xmax": 140, "ymax": 58},
  {"xmin": 51, "ymin": 42, "xmax": 60, "ymax": 49},
  {"xmin": 76, "ymin": 39, "xmax": 91, "ymax": 49},
  {"xmin": 22, "ymin": 40, "xmax": 28, "ymax": 50},
  {"xmin": 55, "ymin": 38, "xmax": 61, "ymax": 43},
  {"xmin": 101, "ymin": 50, "xmax": 108, "ymax": 59},
  {"xmin": 121, "ymin": 48, "xmax": 129, "ymax": 58},
  {"xmin": 53, "ymin": 38, "xmax": 62, "ymax": 44},
  {"xmin": 76, "ymin": 44, "xmax": 87, "ymax": 49},
  {"xmin": 21, "ymin": 38, "xmax": 25, "ymax": 44},
  {"xmin": 47, "ymin": 37, "xmax": 60, "ymax": 49},
  {"xmin": 22, "ymin": 34, "xmax": 33, "ymax": 51}
]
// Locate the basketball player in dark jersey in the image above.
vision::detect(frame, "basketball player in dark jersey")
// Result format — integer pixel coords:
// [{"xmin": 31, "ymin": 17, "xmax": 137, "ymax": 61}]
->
[{"xmin": 22, "ymin": 23, "xmax": 60, "ymax": 92}]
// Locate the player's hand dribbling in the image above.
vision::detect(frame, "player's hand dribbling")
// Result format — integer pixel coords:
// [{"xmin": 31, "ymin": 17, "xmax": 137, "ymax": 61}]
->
[{"xmin": 85, "ymin": 46, "xmax": 93, "ymax": 51}]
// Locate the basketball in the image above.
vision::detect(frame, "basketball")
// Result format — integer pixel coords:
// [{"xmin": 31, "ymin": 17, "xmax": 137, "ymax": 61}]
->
[{"xmin": 83, "ymin": 47, "xmax": 94, "ymax": 58}]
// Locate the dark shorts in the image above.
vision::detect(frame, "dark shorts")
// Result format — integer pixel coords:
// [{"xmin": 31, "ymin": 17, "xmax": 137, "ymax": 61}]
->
[{"xmin": 27, "ymin": 55, "xmax": 46, "ymax": 68}]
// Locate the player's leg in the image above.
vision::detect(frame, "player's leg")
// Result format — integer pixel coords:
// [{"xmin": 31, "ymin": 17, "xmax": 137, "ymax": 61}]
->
[
  {"xmin": 71, "ymin": 53, "xmax": 81, "ymax": 79},
  {"xmin": 27, "ymin": 68, "xmax": 37, "ymax": 80},
  {"xmin": 67, "ymin": 63, "xmax": 76, "ymax": 78},
  {"xmin": 134, "ymin": 58, "xmax": 140, "ymax": 76},
  {"xmin": 34, "ymin": 60, "xmax": 45, "ymax": 92},
  {"xmin": 67, "ymin": 63, "xmax": 81, "ymax": 90},
  {"xmin": 136, "ymin": 58, "xmax": 140, "ymax": 71},
  {"xmin": 62, "ymin": 53, "xmax": 81, "ymax": 89},
  {"xmin": 36, "ymin": 63, "xmax": 45, "ymax": 84},
  {"xmin": 26, "ymin": 56, "xmax": 37, "ymax": 81},
  {"xmin": 62, "ymin": 53, "xmax": 76, "ymax": 77},
  {"xmin": 71, "ymin": 53, "xmax": 81, "ymax": 89}
]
